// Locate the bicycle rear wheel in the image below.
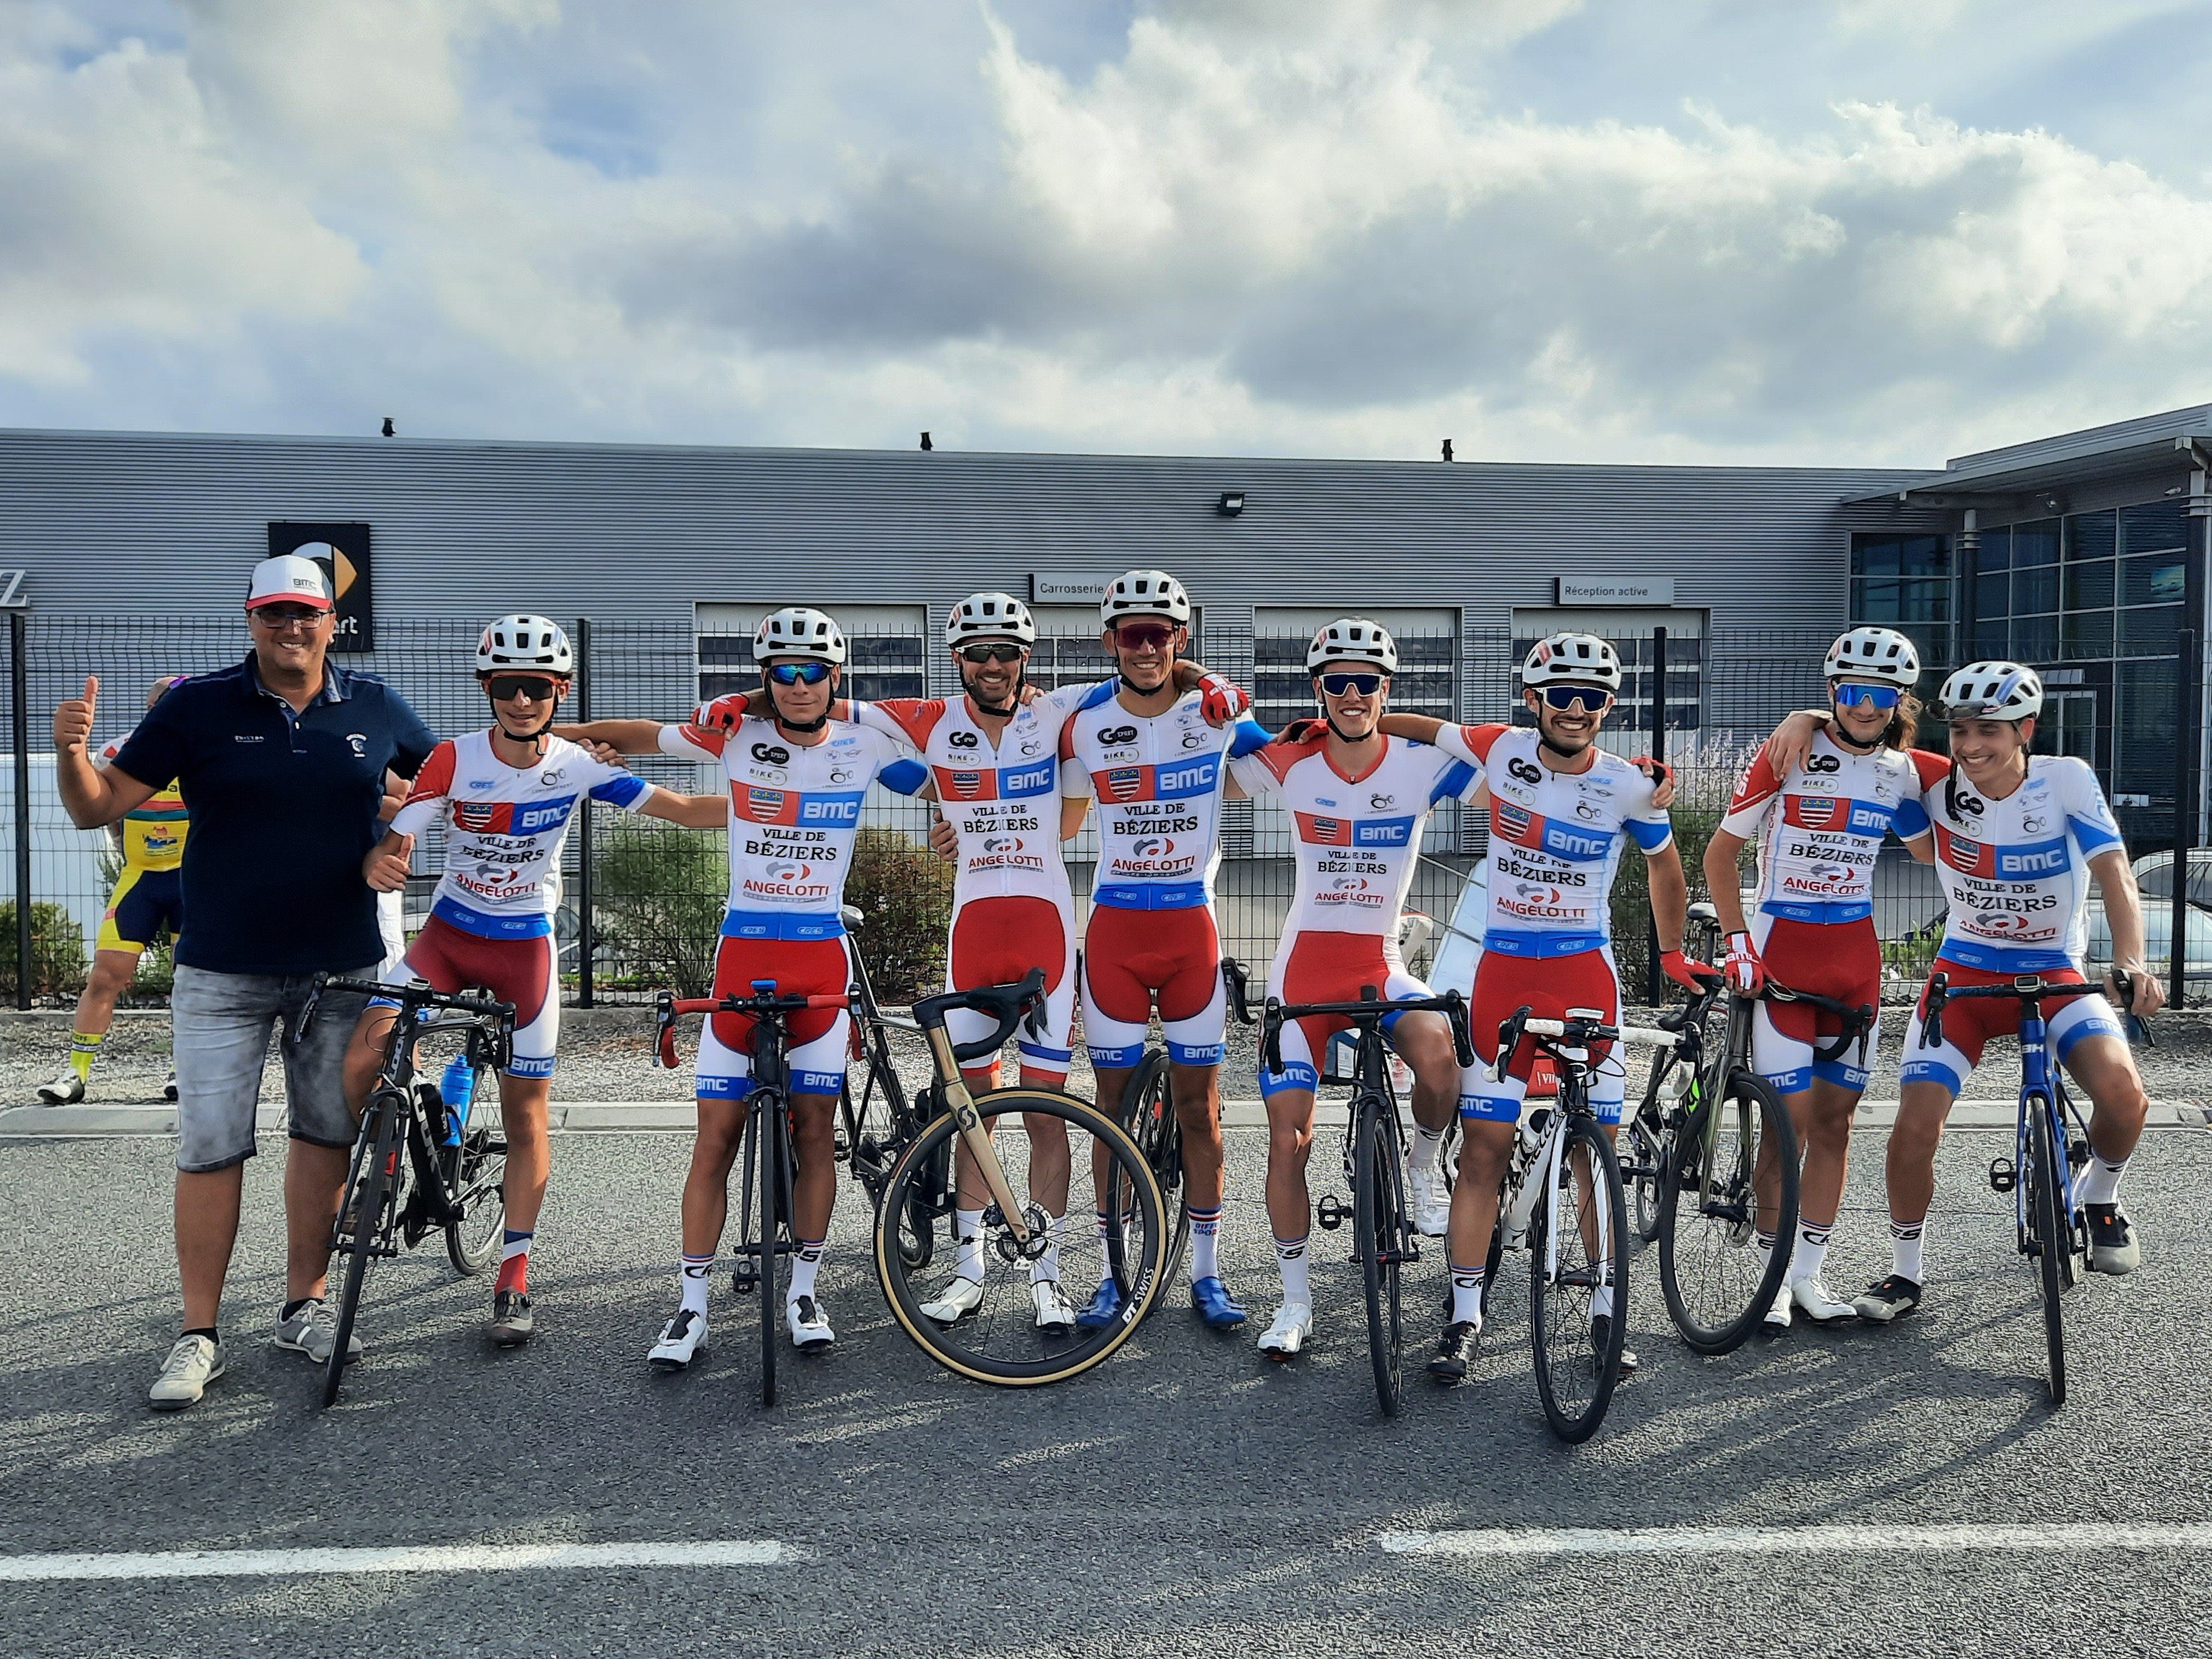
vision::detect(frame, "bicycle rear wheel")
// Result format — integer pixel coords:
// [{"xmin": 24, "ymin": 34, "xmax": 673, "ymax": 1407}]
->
[
  {"xmin": 444, "ymin": 1067, "xmax": 507, "ymax": 1276},
  {"xmin": 1120, "ymin": 1050, "xmax": 1190, "ymax": 1302},
  {"xmin": 2026, "ymin": 1096, "xmax": 2067, "ymax": 1406},
  {"xmin": 877, "ymin": 1089, "xmax": 1166, "ymax": 1385},
  {"xmin": 1354, "ymin": 1093, "xmax": 1411, "ymax": 1416},
  {"xmin": 842, "ymin": 1063, "xmax": 935, "ymax": 1269},
  {"xmin": 1657, "ymin": 1068, "xmax": 1797, "ymax": 1354},
  {"xmin": 1529, "ymin": 1113, "xmax": 1627, "ymax": 1444},
  {"xmin": 325, "ymin": 1093, "xmax": 404, "ymax": 1408}
]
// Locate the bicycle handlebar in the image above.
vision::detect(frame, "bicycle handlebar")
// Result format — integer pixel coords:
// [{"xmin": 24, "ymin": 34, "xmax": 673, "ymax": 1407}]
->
[
  {"xmin": 1488, "ymin": 1004, "xmax": 1678, "ymax": 1084},
  {"xmin": 1260, "ymin": 986, "xmax": 1477, "ymax": 1077},
  {"xmin": 1920, "ymin": 969, "xmax": 2145, "ymax": 1054},
  {"xmin": 912, "ymin": 967, "xmax": 1049, "ymax": 1065},
  {"xmin": 1222, "ymin": 958, "xmax": 1255, "ymax": 1027},
  {"xmin": 652, "ymin": 982, "xmax": 855, "ymax": 1070},
  {"xmin": 296, "ymin": 972, "xmax": 514, "ymax": 1045}
]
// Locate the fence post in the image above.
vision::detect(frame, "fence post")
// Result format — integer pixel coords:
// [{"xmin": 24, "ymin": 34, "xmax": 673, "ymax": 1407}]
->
[
  {"xmin": 575, "ymin": 616, "xmax": 594, "ymax": 1010},
  {"xmin": 2173, "ymin": 628, "xmax": 2198, "ymax": 1012},
  {"xmin": 1645, "ymin": 626, "xmax": 1667, "ymax": 1005},
  {"xmin": 12, "ymin": 611, "xmax": 30, "ymax": 1010}
]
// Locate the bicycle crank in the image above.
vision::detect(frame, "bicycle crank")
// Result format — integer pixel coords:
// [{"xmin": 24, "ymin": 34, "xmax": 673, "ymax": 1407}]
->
[{"xmin": 988, "ymin": 1202, "xmax": 1056, "ymax": 1264}]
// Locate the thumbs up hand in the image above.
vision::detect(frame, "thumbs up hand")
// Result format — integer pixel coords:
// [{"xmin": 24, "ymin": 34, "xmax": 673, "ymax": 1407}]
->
[
  {"xmin": 53, "ymin": 675, "xmax": 98, "ymax": 756},
  {"xmin": 364, "ymin": 832, "xmax": 415, "ymax": 891}
]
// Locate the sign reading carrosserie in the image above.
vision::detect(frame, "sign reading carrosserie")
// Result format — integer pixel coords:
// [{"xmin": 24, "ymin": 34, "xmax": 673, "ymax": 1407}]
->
[{"xmin": 269, "ymin": 522, "xmax": 374, "ymax": 652}]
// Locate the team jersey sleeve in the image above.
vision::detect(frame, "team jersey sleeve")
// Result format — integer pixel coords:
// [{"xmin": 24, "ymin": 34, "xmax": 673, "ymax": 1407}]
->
[
  {"xmin": 1717, "ymin": 751, "xmax": 1783, "ymax": 838},
  {"xmin": 1908, "ymin": 748, "xmax": 1951, "ymax": 793},
  {"xmin": 1226, "ymin": 716, "xmax": 1272, "ymax": 760},
  {"xmin": 2056, "ymin": 757, "xmax": 2123, "ymax": 855},
  {"xmin": 1892, "ymin": 791, "xmax": 1931, "ymax": 842},
  {"xmin": 1227, "ymin": 751, "xmax": 1281, "ymax": 797},
  {"xmin": 390, "ymin": 739, "xmax": 456, "ymax": 837},
  {"xmin": 1431, "ymin": 721, "xmax": 1507, "ymax": 784},
  {"xmin": 659, "ymin": 717, "xmax": 725, "ymax": 760},
  {"xmin": 1425, "ymin": 747, "xmax": 1480, "ymax": 806},
  {"xmin": 1056, "ymin": 711, "xmax": 1094, "ymax": 798},
  {"xmin": 1622, "ymin": 765, "xmax": 1674, "ymax": 853},
  {"xmin": 850, "ymin": 698, "xmax": 935, "ymax": 754},
  {"xmin": 865, "ymin": 728, "xmax": 928, "ymax": 796},
  {"xmin": 575, "ymin": 747, "xmax": 655, "ymax": 814},
  {"xmin": 1038, "ymin": 680, "xmax": 1109, "ymax": 722}
]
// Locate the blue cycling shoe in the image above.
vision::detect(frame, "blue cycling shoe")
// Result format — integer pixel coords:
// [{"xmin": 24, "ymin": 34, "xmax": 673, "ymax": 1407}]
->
[
  {"xmin": 1190, "ymin": 1277, "xmax": 1246, "ymax": 1328},
  {"xmin": 1074, "ymin": 1277, "xmax": 1125, "ymax": 1331}
]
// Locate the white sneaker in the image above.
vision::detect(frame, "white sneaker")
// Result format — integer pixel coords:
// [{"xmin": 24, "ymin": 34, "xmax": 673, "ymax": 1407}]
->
[
  {"xmin": 162, "ymin": 1071, "xmax": 179, "ymax": 1102},
  {"xmin": 1031, "ymin": 1280, "xmax": 1077, "ymax": 1335},
  {"xmin": 273, "ymin": 1298, "xmax": 362, "ymax": 1364},
  {"xmin": 648, "ymin": 1308, "xmax": 709, "ymax": 1370},
  {"xmin": 1406, "ymin": 1163, "xmax": 1450, "ymax": 1237},
  {"xmin": 1789, "ymin": 1276, "xmax": 1856, "ymax": 1323},
  {"xmin": 37, "ymin": 1071, "xmax": 84, "ymax": 1105},
  {"xmin": 1761, "ymin": 1282, "xmax": 1792, "ymax": 1334},
  {"xmin": 148, "ymin": 1334, "xmax": 224, "ymax": 1410},
  {"xmin": 1257, "ymin": 1302, "xmax": 1313, "ymax": 1361},
  {"xmin": 920, "ymin": 1274, "xmax": 986, "ymax": 1325},
  {"xmin": 786, "ymin": 1295, "xmax": 835, "ymax": 1349}
]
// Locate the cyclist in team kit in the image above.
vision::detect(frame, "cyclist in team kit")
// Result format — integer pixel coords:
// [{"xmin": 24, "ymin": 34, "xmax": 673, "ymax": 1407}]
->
[
  {"xmin": 1226, "ymin": 619, "xmax": 1483, "ymax": 1359},
  {"xmin": 1704, "ymin": 627, "xmax": 1936, "ymax": 1331},
  {"xmin": 561, "ymin": 607, "xmax": 929, "ymax": 1366},
  {"xmin": 349, "ymin": 617, "xmax": 728, "ymax": 1346},
  {"xmin": 1764, "ymin": 660, "xmax": 2162, "ymax": 1323},
  {"xmin": 1062, "ymin": 570, "xmax": 1269, "ymax": 1331},
  {"xmin": 40, "ymin": 675, "xmax": 189, "ymax": 1107},
  {"xmin": 1375, "ymin": 632, "xmax": 1704, "ymax": 1380}
]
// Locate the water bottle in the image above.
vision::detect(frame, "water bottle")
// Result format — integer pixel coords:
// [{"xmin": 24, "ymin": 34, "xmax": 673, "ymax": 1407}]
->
[{"xmin": 437, "ymin": 1053, "xmax": 476, "ymax": 1148}]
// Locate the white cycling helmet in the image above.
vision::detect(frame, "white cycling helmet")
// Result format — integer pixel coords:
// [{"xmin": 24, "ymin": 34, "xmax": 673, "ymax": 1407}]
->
[
  {"xmin": 1825, "ymin": 626, "xmax": 1920, "ymax": 688},
  {"xmin": 1521, "ymin": 631, "xmax": 1622, "ymax": 693},
  {"xmin": 476, "ymin": 614, "xmax": 572, "ymax": 677},
  {"xmin": 1307, "ymin": 617, "xmax": 1398, "ymax": 674},
  {"xmin": 945, "ymin": 591, "xmax": 1036, "ymax": 648},
  {"xmin": 1100, "ymin": 569, "xmax": 1192, "ymax": 628},
  {"xmin": 1940, "ymin": 660, "xmax": 2043, "ymax": 721},
  {"xmin": 752, "ymin": 606, "xmax": 847, "ymax": 665}
]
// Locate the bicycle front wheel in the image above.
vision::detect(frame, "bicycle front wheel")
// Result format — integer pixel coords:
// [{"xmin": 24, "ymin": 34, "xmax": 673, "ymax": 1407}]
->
[
  {"xmin": 877, "ymin": 1089, "xmax": 1166, "ymax": 1385},
  {"xmin": 1120, "ymin": 1051, "xmax": 1190, "ymax": 1300},
  {"xmin": 444, "ymin": 1070, "xmax": 507, "ymax": 1276},
  {"xmin": 325, "ymin": 1093, "xmax": 403, "ymax": 1408},
  {"xmin": 1529, "ymin": 1113, "xmax": 1627, "ymax": 1444},
  {"xmin": 1657, "ymin": 1068, "xmax": 1797, "ymax": 1354},
  {"xmin": 1354, "ymin": 1093, "xmax": 1411, "ymax": 1415},
  {"xmin": 2026, "ymin": 1096, "xmax": 2067, "ymax": 1406},
  {"xmin": 754, "ymin": 1095, "xmax": 793, "ymax": 1408}
]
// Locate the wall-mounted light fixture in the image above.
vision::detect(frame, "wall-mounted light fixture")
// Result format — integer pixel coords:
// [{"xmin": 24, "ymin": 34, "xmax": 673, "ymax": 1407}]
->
[{"xmin": 1218, "ymin": 491, "xmax": 1246, "ymax": 516}]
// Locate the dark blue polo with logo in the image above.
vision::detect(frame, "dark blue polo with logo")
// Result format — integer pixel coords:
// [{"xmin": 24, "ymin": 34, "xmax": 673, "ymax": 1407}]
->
[{"xmin": 112, "ymin": 654, "xmax": 438, "ymax": 974}]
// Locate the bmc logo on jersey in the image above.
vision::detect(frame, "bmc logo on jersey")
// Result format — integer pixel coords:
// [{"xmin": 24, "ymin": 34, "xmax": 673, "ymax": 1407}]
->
[
  {"xmin": 453, "ymin": 798, "xmax": 573, "ymax": 835},
  {"xmin": 1003, "ymin": 763, "xmax": 1054, "ymax": 797},
  {"xmin": 1156, "ymin": 758, "xmax": 1218, "ymax": 796},
  {"xmin": 800, "ymin": 795, "xmax": 863, "ymax": 826},
  {"xmin": 1355, "ymin": 817, "xmax": 1414, "ymax": 848}
]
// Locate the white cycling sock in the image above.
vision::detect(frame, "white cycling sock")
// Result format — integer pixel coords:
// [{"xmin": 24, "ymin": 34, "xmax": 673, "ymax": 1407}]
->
[
  {"xmin": 1273, "ymin": 1234, "xmax": 1310, "ymax": 1306},
  {"xmin": 1030, "ymin": 1210, "xmax": 1064, "ymax": 1285},
  {"xmin": 1449, "ymin": 1262, "xmax": 1486, "ymax": 1326},
  {"xmin": 953, "ymin": 1208, "xmax": 986, "ymax": 1281},
  {"xmin": 1890, "ymin": 1218, "xmax": 1925, "ymax": 1284},
  {"xmin": 1189, "ymin": 1206, "xmax": 1223, "ymax": 1282},
  {"xmin": 787, "ymin": 1239, "xmax": 825, "ymax": 1303},
  {"xmin": 679, "ymin": 1253, "xmax": 714, "ymax": 1317},
  {"xmin": 2077, "ymin": 1153, "xmax": 2128, "ymax": 1207},
  {"xmin": 1790, "ymin": 1222, "xmax": 1832, "ymax": 1285},
  {"xmin": 1411, "ymin": 1123, "xmax": 1449, "ymax": 1176}
]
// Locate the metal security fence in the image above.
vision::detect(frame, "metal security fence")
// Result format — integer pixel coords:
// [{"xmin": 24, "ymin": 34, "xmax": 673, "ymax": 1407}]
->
[{"xmin": 3, "ymin": 614, "xmax": 2199, "ymax": 1008}]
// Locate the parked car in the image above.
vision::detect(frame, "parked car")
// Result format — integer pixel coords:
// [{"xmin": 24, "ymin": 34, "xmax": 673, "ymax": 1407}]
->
[{"xmin": 2086, "ymin": 848, "xmax": 2212, "ymax": 984}]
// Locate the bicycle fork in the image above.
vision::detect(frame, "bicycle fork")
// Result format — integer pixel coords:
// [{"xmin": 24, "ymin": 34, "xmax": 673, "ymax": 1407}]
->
[{"xmin": 923, "ymin": 1025, "xmax": 1034, "ymax": 1248}]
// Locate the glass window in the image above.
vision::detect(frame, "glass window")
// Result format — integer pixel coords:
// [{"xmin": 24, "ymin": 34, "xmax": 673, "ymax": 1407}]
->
[
  {"xmin": 844, "ymin": 632, "xmax": 927, "ymax": 703},
  {"xmin": 2068, "ymin": 511, "xmax": 2116, "ymax": 563},
  {"xmin": 1970, "ymin": 617, "xmax": 2010, "ymax": 659},
  {"xmin": 1976, "ymin": 531, "xmax": 2011, "ymax": 572},
  {"xmin": 1974, "ymin": 567, "xmax": 2008, "ymax": 621},
  {"xmin": 1851, "ymin": 539, "xmax": 1897, "ymax": 577},
  {"xmin": 1852, "ymin": 578, "xmax": 1897, "ymax": 621},
  {"xmin": 2121, "ymin": 552, "xmax": 2188, "ymax": 608},
  {"xmin": 2116, "ymin": 659, "xmax": 2179, "ymax": 796},
  {"xmin": 2120, "ymin": 501, "xmax": 2186, "ymax": 555},
  {"xmin": 1897, "ymin": 578, "xmax": 1950, "ymax": 622},
  {"xmin": 2118, "ymin": 604, "xmax": 2183, "ymax": 657},
  {"xmin": 2012, "ymin": 519, "xmax": 2060, "ymax": 566},
  {"xmin": 2014, "ymin": 562, "xmax": 2059, "ymax": 613},
  {"xmin": 2062, "ymin": 611, "xmax": 2113, "ymax": 658},
  {"xmin": 2064, "ymin": 557, "xmax": 2114, "ymax": 611},
  {"xmin": 1898, "ymin": 535, "xmax": 1947, "ymax": 577},
  {"xmin": 2012, "ymin": 614, "xmax": 2058, "ymax": 662}
]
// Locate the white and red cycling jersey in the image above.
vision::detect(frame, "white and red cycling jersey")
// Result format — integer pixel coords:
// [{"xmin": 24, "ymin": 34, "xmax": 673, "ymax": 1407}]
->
[
  {"xmin": 853, "ymin": 688, "xmax": 1095, "ymax": 1082},
  {"xmin": 1720, "ymin": 732, "xmax": 1929, "ymax": 926},
  {"xmin": 1229, "ymin": 730, "xmax": 1480, "ymax": 1094},
  {"xmin": 1059, "ymin": 684, "xmax": 1272, "ymax": 1067}
]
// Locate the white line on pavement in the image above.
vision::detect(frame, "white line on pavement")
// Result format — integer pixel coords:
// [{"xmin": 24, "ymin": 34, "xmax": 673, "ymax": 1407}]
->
[
  {"xmin": 0, "ymin": 1539, "xmax": 796, "ymax": 1582},
  {"xmin": 1376, "ymin": 1523, "xmax": 2212, "ymax": 1558}
]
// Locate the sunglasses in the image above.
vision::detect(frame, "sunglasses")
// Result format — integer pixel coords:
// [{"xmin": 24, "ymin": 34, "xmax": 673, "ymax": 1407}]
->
[
  {"xmin": 251, "ymin": 605, "xmax": 327, "ymax": 629},
  {"xmin": 766, "ymin": 660, "xmax": 835, "ymax": 686},
  {"xmin": 1539, "ymin": 685, "xmax": 1614, "ymax": 713},
  {"xmin": 1832, "ymin": 682, "xmax": 1902, "ymax": 711},
  {"xmin": 1318, "ymin": 671, "xmax": 1385, "ymax": 698},
  {"xmin": 959, "ymin": 643, "xmax": 1026, "ymax": 665},
  {"xmin": 485, "ymin": 675, "xmax": 559, "ymax": 702},
  {"xmin": 1113, "ymin": 622, "xmax": 1176, "ymax": 651}
]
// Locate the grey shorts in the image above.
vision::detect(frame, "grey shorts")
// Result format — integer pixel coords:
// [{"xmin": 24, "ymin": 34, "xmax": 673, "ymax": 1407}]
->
[{"xmin": 170, "ymin": 964, "xmax": 378, "ymax": 1173}]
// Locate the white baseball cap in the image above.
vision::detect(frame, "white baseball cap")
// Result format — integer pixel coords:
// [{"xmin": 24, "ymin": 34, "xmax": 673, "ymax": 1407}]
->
[{"xmin": 246, "ymin": 554, "xmax": 334, "ymax": 611}]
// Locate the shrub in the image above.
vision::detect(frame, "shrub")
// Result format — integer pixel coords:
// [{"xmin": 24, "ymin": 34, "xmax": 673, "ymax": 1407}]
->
[
  {"xmin": 844, "ymin": 826, "xmax": 955, "ymax": 1002},
  {"xmin": 0, "ymin": 901, "xmax": 91, "ymax": 1001},
  {"xmin": 592, "ymin": 819, "xmax": 725, "ymax": 998}
]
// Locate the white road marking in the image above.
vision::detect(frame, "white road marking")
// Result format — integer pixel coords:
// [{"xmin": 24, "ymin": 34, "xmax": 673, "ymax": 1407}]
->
[
  {"xmin": 1377, "ymin": 1523, "xmax": 2212, "ymax": 1558},
  {"xmin": 0, "ymin": 1539, "xmax": 795, "ymax": 1582}
]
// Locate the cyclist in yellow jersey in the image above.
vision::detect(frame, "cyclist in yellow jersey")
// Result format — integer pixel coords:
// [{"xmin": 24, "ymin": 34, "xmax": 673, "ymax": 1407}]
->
[{"xmin": 39, "ymin": 676, "xmax": 189, "ymax": 1105}]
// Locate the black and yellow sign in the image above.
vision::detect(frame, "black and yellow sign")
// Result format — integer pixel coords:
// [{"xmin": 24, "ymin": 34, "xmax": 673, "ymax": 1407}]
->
[{"xmin": 267, "ymin": 522, "xmax": 374, "ymax": 652}]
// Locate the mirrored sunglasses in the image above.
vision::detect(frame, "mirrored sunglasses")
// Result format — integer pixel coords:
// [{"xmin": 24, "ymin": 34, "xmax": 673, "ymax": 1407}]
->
[
  {"xmin": 1832, "ymin": 682, "xmax": 1902, "ymax": 711},
  {"xmin": 767, "ymin": 660, "xmax": 834, "ymax": 686},
  {"xmin": 1540, "ymin": 685, "xmax": 1613, "ymax": 712},
  {"xmin": 1114, "ymin": 622, "xmax": 1175, "ymax": 650},
  {"xmin": 1318, "ymin": 672, "xmax": 1385, "ymax": 697}
]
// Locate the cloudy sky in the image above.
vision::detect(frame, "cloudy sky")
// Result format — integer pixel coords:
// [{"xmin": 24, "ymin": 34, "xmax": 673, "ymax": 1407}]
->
[{"xmin": 4, "ymin": 0, "xmax": 2210, "ymax": 467}]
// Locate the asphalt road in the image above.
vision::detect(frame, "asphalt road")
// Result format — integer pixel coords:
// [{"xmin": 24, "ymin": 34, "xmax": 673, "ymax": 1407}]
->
[{"xmin": 3, "ymin": 1125, "xmax": 2211, "ymax": 1658}]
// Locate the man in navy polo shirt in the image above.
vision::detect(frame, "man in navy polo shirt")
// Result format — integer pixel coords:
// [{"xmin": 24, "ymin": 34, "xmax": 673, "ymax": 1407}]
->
[{"xmin": 54, "ymin": 554, "xmax": 438, "ymax": 1410}]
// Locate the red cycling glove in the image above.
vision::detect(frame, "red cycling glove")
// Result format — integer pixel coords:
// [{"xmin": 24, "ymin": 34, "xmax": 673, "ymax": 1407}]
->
[
  {"xmin": 1722, "ymin": 931, "xmax": 1766, "ymax": 997},
  {"xmin": 1197, "ymin": 673, "xmax": 1250, "ymax": 726},
  {"xmin": 1660, "ymin": 949, "xmax": 1716, "ymax": 992}
]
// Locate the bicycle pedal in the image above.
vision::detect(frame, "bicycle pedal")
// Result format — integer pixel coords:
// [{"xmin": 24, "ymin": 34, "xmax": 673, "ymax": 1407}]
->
[
  {"xmin": 731, "ymin": 1269, "xmax": 759, "ymax": 1294},
  {"xmin": 1987, "ymin": 1156, "xmax": 2017, "ymax": 1194},
  {"xmin": 1316, "ymin": 1194, "xmax": 1348, "ymax": 1231},
  {"xmin": 2067, "ymin": 1138, "xmax": 2092, "ymax": 1171}
]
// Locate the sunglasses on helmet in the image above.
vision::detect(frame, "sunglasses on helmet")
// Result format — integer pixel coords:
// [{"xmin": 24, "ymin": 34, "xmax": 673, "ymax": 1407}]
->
[
  {"xmin": 1113, "ymin": 621, "xmax": 1176, "ymax": 651},
  {"xmin": 1539, "ymin": 685, "xmax": 1613, "ymax": 713},
  {"xmin": 1318, "ymin": 671, "xmax": 1385, "ymax": 698},
  {"xmin": 766, "ymin": 660, "xmax": 835, "ymax": 686},
  {"xmin": 1831, "ymin": 682, "xmax": 1902, "ymax": 711},
  {"xmin": 959, "ymin": 642, "xmax": 1026, "ymax": 665},
  {"xmin": 484, "ymin": 675, "xmax": 559, "ymax": 702}
]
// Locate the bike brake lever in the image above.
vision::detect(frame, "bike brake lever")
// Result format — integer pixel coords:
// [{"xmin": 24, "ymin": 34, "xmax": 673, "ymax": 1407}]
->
[
  {"xmin": 1445, "ymin": 993, "xmax": 1476, "ymax": 1071},
  {"xmin": 1261, "ymin": 998, "xmax": 1286, "ymax": 1078}
]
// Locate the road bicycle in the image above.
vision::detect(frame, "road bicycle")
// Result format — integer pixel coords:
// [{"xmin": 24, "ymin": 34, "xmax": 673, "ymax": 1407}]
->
[
  {"xmin": 1479, "ymin": 1003, "xmax": 1678, "ymax": 1443},
  {"xmin": 302, "ymin": 974, "xmax": 516, "ymax": 1408},
  {"xmin": 658, "ymin": 961, "xmax": 1171, "ymax": 1392},
  {"xmin": 1256, "ymin": 979, "xmax": 1475, "ymax": 1416},
  {"xmin": 834, "ymin": 908, "xmax": 940, "ymax": 1272},
  {"xmin": 1917, "ymin": 968, "xmax": 2144, "ymax": 1406}
]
